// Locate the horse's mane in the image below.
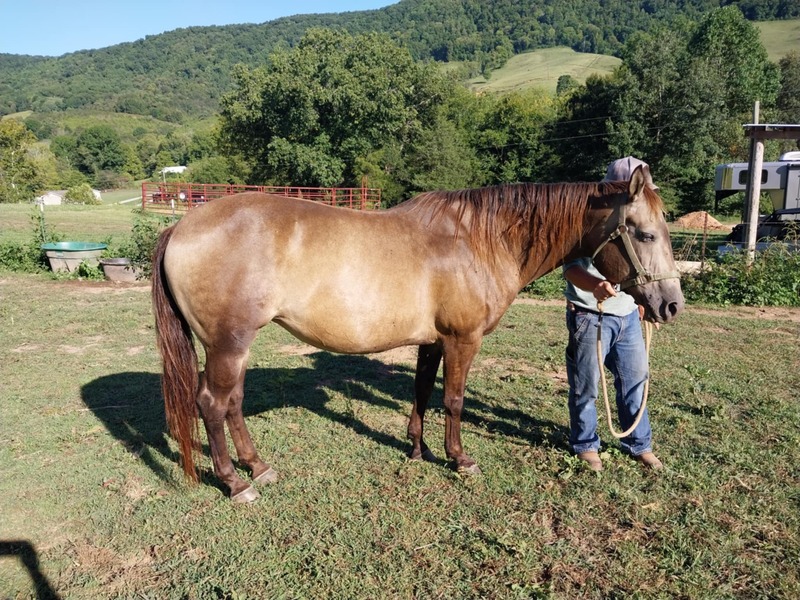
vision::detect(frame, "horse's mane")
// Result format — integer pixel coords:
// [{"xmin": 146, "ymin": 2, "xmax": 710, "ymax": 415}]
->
[{"xmin": 396, "ymin": 181, "xmax": 628, "ymax": 268}]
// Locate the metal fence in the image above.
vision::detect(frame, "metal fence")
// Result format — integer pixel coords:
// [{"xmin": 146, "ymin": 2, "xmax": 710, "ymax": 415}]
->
[{"xmin": 141, "ymin": 182, "xmax": 382, "ymax": 214}]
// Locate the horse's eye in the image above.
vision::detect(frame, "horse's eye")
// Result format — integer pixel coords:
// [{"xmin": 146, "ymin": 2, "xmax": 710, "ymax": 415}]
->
[{"xmin": 637, "ymin": 231, "xmax": 656, "ymax": 242}]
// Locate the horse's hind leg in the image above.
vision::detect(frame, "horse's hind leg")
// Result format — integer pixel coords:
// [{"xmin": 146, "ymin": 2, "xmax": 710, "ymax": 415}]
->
[
  {"xmin": 197, "ymin": 347, "xmax": 260, "ymax": 502},
  {"xmin": 408, "ymin": 342, "xmax": 442, "ymax": 462},
  {"xmin": 226, "ymin": 360, "xmax": 278, "ymax": 486}
]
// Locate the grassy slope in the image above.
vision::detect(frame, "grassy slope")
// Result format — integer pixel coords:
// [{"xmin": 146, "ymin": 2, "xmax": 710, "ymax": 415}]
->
[
  {"xmin": 756, "ymin": 19, "xmax": 800, "ymax": 61},
  {"xmin": 467, "ymin": 47, "xmax": 622, "ymax": 95},
  {"xmin": 0, "ymin": 273, "xmax": 798, "ymax": 598}
]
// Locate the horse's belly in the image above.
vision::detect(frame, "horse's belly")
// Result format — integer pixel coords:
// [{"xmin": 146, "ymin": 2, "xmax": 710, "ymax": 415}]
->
[{"xmin": 274, "ymin": 309, "xmax": 437, "ymax": 354}]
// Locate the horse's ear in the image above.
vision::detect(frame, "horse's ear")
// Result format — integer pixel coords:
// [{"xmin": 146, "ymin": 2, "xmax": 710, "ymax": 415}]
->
[{"xmin": 628, "ymin": 165, "xmax": 649, "ymax": 201}]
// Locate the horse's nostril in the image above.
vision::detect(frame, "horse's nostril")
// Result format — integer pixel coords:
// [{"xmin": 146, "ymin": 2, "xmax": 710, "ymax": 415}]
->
[{"xmin": 666, "ymin": 301, "xmax": 682, "ymax": 318}]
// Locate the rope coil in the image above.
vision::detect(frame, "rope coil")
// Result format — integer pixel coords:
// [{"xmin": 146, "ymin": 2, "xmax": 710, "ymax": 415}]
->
[{"xmin": 595, "ymin": 304, "xmax": 653, "ymax": 439}]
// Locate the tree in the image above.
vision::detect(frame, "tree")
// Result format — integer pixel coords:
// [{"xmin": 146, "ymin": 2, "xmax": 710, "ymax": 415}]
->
[
  {"xmin": 0, "ymin": 119, "xmax": 44, "ymax": 203},
  {"xmin": 72, "ymin": 125, "xmax": 127, "ymax": 181},
  {"xmin": 686, "ymin": 6, "xmax": 779, "ymax": 116},
  {"xmin": 218, "ymin": 28, "xmax": 455, "ymax": 189},
  {"xmin": 777, "ymin": 51, "xmax": 800, "ymax": 126},
  {"xmin": 548, "ymin": 8, "xmax": 780, "ymax": 213},
  {"xmin": 474, "ymin": 89, "xmax": 558, "ymax": 184}
]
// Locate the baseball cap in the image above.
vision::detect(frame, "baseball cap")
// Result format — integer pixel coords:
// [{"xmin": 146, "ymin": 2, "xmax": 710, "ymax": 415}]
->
[{"xmin": 603, "ymin": 156, "xmax": 659, "ymax": 189}]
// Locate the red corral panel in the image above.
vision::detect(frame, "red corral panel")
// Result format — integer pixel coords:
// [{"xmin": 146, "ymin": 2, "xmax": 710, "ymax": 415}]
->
[{"xmin": 141, "ymin": 182, "xmax": 382, "ymax": 213}]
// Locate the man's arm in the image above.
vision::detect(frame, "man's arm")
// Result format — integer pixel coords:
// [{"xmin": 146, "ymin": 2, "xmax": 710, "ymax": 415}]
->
[{"xmin": 564, "ymin": 265, "xmax": 617, "ymax": 303}]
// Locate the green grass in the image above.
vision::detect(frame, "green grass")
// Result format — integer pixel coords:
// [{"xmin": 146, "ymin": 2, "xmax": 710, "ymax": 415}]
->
[
  {"xmin": 0, "ymin": 272, "xmax": 798, "ymax": 598},
  {"xmin": 756, "ymin": 19, "xmax": 800, "ymax": 61},
  {"xmin": 0, "ymin": 202, "xmax": 140, "ymax": 245},
  {"xmin": 467, "ymin": 47, "xmax": 622, "ymax": 95},
  {"xmin": 100, "ymin": 184, "xmax": 144, "ymax": 206}
]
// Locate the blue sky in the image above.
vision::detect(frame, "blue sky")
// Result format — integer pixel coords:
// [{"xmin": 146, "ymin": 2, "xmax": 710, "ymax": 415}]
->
[{"xmin": 0, "ymin": 1, "xmax": 397, "ymax": 56}]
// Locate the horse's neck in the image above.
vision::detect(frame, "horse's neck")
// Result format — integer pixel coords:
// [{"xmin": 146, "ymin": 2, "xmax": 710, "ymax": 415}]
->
[{"xmin": 514, "ymin": 204, "xmax": 592, "ymax": 289}]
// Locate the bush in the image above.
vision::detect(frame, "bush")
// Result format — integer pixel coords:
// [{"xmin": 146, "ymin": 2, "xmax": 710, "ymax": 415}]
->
[
  {"xmin": 115, "ymin": 212, "xmax": 171, "ymax": 278},
  {"xmin": 682, "ymin": 239, "xmax": 800, "ymax": 306},
  {"xmin": 65, "ymin": 183, "xmax": 101, "ymax": 205},
  {"xmin": 0, "ymin": 241, "xmax": 46, "ymax": 272},
  {"xmin": 0, "ymin": 210, "xmax": 62, "ymax": 272},
  {"xmin": 522, "ymin": 270, "xmax": 565, "ymax": 299}
]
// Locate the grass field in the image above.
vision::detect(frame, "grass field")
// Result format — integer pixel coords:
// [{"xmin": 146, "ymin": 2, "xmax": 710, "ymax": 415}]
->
[
  {"xmin": 0, "ymin": 202, "xmax": 141, "ymax": 246},
  {"xmin": 1, "ymin": 265, "xmax": 799, "ymax": 597},
  {"xmin": 756, "ymin": 19, "xmax": 800, "ymax": 61},
  {"xmin": 467, "ymin": 47, "xmax": 622, "ymax": 95}
]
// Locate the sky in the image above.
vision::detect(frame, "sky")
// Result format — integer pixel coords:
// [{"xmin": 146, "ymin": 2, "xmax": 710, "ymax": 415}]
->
[{"xmin": 0, "ymin": 1, "xmax": 397, "ymax": 57}]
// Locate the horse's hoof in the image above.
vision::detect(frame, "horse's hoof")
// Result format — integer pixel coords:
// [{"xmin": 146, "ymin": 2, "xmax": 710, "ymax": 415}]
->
[
  {"xmin": 231, "ymin": 486, "xmax": 260, "ymax": 503},
  {"xmin": 457, "ymin": 463, "xmax": 482, "ymax": 476},
  {"xmin": 253, "ymin": 467, "xmax": 278, "ymax": 485}
]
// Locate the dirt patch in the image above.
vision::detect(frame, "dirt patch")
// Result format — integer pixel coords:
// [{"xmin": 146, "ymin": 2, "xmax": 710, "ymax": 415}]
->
[
  {"xmin": 278, "ymin": 343, "xmax": 317, "ymax": 356},
  {"xmin": 674, "ymin": 211, "xmax": 732, "ymax": 231}
]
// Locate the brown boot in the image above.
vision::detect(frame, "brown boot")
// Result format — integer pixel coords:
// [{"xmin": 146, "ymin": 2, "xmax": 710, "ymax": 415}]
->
[
  {"xmin": 577, "ymin": 451, "xmax": 603, "ymax": 471},
  {"xmin": 634, "ymin": 451, "xmax": 663, "ymax": 470}
]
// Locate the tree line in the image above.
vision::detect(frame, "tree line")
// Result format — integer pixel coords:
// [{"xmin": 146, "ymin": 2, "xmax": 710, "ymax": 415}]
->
[
  {"xmin": 0, "ymin": 0, "xmax": 795, "ymax": 119},
  {"xmin": 1, "ymin": 7, "xmax": 798, "ymax": 216}
]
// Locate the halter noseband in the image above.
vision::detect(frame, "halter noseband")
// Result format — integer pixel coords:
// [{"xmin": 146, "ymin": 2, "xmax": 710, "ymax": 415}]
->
[{"xmin": 591, "ymin": 202, "xmax": 680, "ymax": 291}]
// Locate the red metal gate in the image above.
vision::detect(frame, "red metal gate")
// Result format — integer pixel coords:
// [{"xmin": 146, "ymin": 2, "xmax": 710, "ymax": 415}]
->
[{"xmin": 141, "ymin": 182, "xmax": 382, "ymax": 213}]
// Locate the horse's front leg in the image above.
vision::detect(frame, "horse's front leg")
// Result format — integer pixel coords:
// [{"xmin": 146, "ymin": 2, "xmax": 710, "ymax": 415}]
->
[
  {"xmin": 408, "ymin": 342, "xmax": 442, "ymax": 462},
  {"xmin": 441, "ymin": 335, "xmax": 482, "ymax": 475}
]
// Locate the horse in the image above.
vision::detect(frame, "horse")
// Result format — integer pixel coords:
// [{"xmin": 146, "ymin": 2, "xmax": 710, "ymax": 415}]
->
[{"xmin": 152, "ymin": 165, "xmax": 684, "ymax": 502}]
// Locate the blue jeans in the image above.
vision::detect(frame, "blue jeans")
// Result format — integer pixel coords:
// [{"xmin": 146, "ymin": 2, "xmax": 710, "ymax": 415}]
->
[{"xmin": 565, "ymin": 307, "xmax": 652, "ymax": 457}]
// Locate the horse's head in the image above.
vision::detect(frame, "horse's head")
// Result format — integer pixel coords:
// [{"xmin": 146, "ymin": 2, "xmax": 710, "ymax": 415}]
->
[{"xmin": 588, "ymin": 166, "xmax": 684, "ymax": 324}]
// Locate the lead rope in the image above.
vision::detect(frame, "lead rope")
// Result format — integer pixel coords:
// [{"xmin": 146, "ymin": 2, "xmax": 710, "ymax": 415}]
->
[{"xmin": 596, "ymin": 303, "xmax": 653, "ymax": 439}]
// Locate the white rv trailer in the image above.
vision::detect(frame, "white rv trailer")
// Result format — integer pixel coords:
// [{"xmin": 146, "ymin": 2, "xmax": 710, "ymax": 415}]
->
[
  {"xmin": 714, "ymin": 151, "xmax": 800, "ymax": 212},
  {"xmin": 715, "ymin": 151, "xmax": 800, "ymax": 242}
]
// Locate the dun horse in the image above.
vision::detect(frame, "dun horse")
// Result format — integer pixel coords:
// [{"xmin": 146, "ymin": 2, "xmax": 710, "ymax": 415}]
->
[{"xmin": 152, "ymin": 166, "xmax": 683, "ymax": 502}]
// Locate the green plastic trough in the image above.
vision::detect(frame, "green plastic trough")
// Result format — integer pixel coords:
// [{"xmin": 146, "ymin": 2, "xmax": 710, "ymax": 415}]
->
[{"xmin": 41, "ymin": 242, "xmax": 107, "ymax": 273}]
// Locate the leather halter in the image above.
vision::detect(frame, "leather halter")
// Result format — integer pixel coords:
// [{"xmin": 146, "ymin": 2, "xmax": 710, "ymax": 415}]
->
[{"xmin": 591, "ymin": 201, "xmax": 680, "ymax": 291}]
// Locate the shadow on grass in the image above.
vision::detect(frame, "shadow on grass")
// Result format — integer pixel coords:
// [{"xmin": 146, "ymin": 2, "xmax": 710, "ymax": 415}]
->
[
  {"xmin": 0, "ymin": 540, "xmax": 61, "ymax": 600},
  {"xmin": 80, "ymin": 351, "xmax": 565, "ymax": 487}
]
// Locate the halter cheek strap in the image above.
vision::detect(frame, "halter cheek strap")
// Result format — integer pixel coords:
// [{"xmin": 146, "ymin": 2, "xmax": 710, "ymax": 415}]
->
[{"xmin": 591, "ymin": 204, "xmax": 680, "ymax": 290}]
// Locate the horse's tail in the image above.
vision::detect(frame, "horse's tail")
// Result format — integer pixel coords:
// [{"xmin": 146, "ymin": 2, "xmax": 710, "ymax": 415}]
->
[{"xmin": 151, "ymin": 225, "xmax": 201, "ymax": 482}]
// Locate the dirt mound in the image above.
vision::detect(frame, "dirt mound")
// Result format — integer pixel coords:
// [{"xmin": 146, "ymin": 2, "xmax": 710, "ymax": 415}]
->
[{"xmin": 674, "ymin": 211, "xmax": 731, "ymax": 231}]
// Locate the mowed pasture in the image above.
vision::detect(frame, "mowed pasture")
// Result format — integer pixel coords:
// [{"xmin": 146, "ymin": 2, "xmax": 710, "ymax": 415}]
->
[
  {"xmin": 756, "ymin": 19, "xmax": 800, "ymax": 61},
  {"xmin": 1, "ymin": 266, "xmax": 799, "ymax": 598},
  {"xmin": 467, "ymin": 47, "xmax": 621, "ymax": 95}
]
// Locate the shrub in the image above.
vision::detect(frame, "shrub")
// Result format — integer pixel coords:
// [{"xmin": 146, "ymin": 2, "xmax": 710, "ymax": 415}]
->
[
  {"xmin": 65, "ymin": 183, "xmax": 101, "ymax": 205},
  {"xmin": 116, "ymin": 212, "xmax": 171, "ymax": 278},
  {"xmin": 522, "ymin": 270, "xmax": 564, "ymax": 299},
  {"xmin": 682, "ymin": 238, "xmax": 800, "ymax": 306},
  {"xmin": 0, "ymin": 210, "xmax": 62, "ymax": 272}
]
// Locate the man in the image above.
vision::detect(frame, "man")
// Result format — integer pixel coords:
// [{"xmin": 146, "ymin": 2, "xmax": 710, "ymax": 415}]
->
[{"xmin": 562, "ymin": 156, "xmax": 662, "ymax": 471}]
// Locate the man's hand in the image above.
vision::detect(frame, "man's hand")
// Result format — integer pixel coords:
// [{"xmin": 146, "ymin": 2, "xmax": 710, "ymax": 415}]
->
[{"xmin": 592, "ymin": 280, "xmax": 617, "ymax": 303}]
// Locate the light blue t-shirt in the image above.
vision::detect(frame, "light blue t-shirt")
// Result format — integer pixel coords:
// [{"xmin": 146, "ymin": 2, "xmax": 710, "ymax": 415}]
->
[{"xmin": 562, "ymin": 257, "xmax": 637, "ymax": 316}]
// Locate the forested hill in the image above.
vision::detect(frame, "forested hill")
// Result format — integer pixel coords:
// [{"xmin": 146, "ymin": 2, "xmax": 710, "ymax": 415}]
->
[{"xmin": 0, "ymin": 0, "xmax": 795, "ymax": 120}]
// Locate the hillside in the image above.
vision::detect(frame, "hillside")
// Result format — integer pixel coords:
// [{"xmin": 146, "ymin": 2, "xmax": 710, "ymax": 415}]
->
[
  {"xmin": 756, "ymin": 19, "xmax": 800, "ymax": 61},
  {"xmin": 467, "ymin": 47, "xmax": 621, "ymax": 95},
  {"xmin": 1, "ymin": 0, "xmax": 793, "ymax": 121}
]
